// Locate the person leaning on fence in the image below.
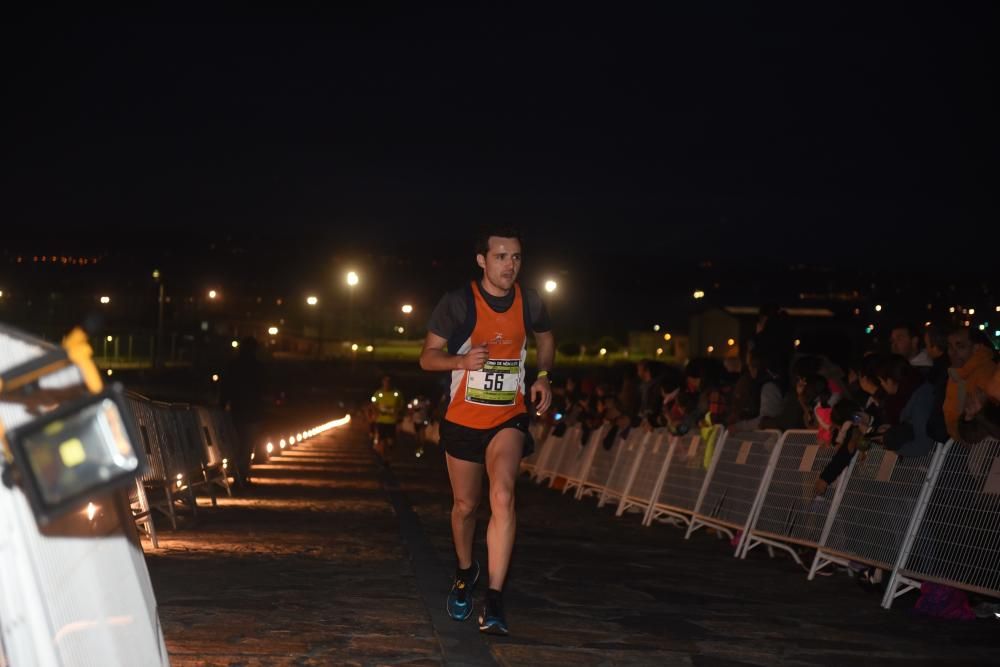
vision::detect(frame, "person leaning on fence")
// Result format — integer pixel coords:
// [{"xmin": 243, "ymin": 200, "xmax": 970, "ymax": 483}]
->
[{"xmin": 943, "ymin": 326, "xmax": 997, "ymax": 443}]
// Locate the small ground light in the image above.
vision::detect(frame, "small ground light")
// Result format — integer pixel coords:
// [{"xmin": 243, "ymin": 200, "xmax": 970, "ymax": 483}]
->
[
  {"xmin": 279, "ymin": 439, "xmax": 286, "ymax": 448},
  {"xmin": 266, "ymin": 442, "xmax": 274, "ymax": 453},
  {"xmin": 212, "ymin": 374, "xmax": 219, "ymax": 382}
]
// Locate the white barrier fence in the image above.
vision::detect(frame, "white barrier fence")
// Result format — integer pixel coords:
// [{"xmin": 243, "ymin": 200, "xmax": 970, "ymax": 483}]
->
[{"xmin": 528, "ymin": 418, "xmax": 1000, "ymax": 611}]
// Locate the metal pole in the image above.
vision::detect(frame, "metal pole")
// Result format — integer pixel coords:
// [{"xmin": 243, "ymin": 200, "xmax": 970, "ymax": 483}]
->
[{"xmin": 155, "ymin": 280, "xmax": 165, "ymax": 369}]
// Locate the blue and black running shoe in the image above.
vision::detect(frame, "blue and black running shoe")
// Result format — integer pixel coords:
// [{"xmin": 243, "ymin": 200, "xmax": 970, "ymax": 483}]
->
[
  {"xmin": 446, "ymin": 560, "xmax": 479, "ymax": 621},
  {"xmin": 478, "ymin": 596, "xmax": 509, "ymax": 636}
]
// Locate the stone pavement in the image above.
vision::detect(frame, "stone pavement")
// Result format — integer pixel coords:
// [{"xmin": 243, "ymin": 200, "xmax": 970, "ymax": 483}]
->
[{"xmin": 146, "ymin": 419, "xmax": 1000, "ymax": 666}]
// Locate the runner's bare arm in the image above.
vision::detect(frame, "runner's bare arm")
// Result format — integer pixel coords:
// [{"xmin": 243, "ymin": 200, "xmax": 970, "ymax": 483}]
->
[
  {"xmin": 420, "ymin": 332, "xmax": 489, "ymax": 371},
  {"xmin": 530, "ymin": 330, "xmax": 555, "ymax": 414}
]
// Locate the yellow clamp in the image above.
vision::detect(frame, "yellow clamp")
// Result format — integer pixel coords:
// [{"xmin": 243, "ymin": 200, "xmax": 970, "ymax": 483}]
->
[{"xmin": 62, "ymin": 327, "xmax": 104, "ymax": 395}]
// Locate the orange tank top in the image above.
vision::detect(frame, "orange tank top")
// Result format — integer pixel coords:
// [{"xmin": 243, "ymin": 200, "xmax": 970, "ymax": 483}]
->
[{"xmin": 444, "ymin": 281, "xmax": 528, "ymax": 429}]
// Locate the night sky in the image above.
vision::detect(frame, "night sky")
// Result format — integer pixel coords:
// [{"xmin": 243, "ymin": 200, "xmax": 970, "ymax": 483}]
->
[{"xmin": 3, "ymin": 4, "xmax": 997, "ymax": 267}]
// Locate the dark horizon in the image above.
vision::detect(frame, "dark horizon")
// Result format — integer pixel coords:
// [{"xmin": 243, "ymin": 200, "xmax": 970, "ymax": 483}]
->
[{"xmin": 2, "ymin": 4, "xmax": 997, "ymax": 269}]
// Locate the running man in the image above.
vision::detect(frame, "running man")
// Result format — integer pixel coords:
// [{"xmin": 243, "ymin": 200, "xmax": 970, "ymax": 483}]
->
[
  {"xmin": 419, "ymin": 227, "xmax": 554, "ymax": 635},
  {"xmin": 370, "ymin": 375, "xmax": 403, "ymax": 466}
]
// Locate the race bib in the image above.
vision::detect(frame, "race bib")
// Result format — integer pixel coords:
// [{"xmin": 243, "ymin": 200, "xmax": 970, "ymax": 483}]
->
[{"xmin": 465, "ymin": 359, "xmax": 521, "ymax": 406}]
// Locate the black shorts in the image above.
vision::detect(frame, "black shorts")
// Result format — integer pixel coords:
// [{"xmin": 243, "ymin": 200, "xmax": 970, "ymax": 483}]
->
[
  {"xmin": 440, "ymin": 414, "xmax": 535, "ymax": 464},
  {"xmin": 375, "ymin": 423, "xmax": 397, "ymax": 440}
]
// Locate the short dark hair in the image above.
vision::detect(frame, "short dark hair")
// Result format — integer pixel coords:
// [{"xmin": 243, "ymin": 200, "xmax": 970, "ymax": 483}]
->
[
  {"xmin": 475, "ymin": 226, "xmax": 522, "ymax": 257},
  {"xmin": 925, "ymin": 323, "xmax": 948, "ymax": 352}
]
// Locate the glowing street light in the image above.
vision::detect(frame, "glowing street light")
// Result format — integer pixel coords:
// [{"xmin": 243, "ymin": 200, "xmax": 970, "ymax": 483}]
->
[
  {"xmin": 875, "ymin": 304, "xmax": 882, "ymax": 312},
  {"xmin": 401, "ymin": 304, "xmax": 413, "ymax": 314},
  {"xmin": 307, "ymin": 295, "xmax": 319, "ymax": 306},
  {"xmin": 351, "ymin": 343, "xmax": 359, "ymax": 352},
  {"xmin": 693, "ymin": 290, "xmax": 705, "ymax": 299},
  {"xmin": 653, "ymin": 324, "xmax": 660, "ymax": 332},
  {"xmin": 99, "ymin": 295, "xmax": 111, "ymax": 304},
  {"xmin": 208, "ymin": 289, "xmax": 218, "ymax": 300},
  {"xmin": 231, "ymin": 340, "xmax": 239, "ymax": 348},
  {"xmin": 544, "ymin": 279, "xmax": 558, "ymax": 293},
  {"xmin": 365, "ymin": 344, "xmax": 374, "ymax": 352},
  {"xmin": 346, "ymin": 271, "xmax": 359, "ymax": 287},
  {"xmin": 268, "ymin": 326, "xmax": 279, "ymax": 336},
  {"xmin": 663, "ymin": 333, "xmax": 672, "ymax": 341}
]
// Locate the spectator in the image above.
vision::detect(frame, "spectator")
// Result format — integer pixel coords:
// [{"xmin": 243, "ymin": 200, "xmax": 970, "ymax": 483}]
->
[
  {"xmin": 944, "ymin": 326, "xmax": 997, "ymax": 442},
  {"xmin": 219, "ymin": 335, "xmax": 265, "ymax": 487},
  {"xmin": 890, "ymin": 322, "xmax": 933, "ymax": 369}
]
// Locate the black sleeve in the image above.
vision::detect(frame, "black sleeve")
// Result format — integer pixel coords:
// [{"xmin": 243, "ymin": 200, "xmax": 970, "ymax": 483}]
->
[
  {"xmin": 819, "ymin": 444, "xmax": 855, "ymax": 485},
  {"xmin": 523, "ymin": 288, "xmax": 552, "ymax": 333},
  {"xmin": 426, "ymin": 288, "xmax": 468, "ymax": 339}
]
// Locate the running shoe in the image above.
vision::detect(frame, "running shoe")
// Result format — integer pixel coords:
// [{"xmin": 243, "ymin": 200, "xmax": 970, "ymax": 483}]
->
[
  {"xmin": 478, "ymin": 596, "xmax": 509, "ymax": 636},
  {"xmin": 446, "ymin": 560, "xmax": 479, "ymax": 621}
]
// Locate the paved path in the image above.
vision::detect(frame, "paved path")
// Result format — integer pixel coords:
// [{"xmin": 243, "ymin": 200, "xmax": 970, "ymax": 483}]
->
[{"xmin": 146, "ymin": 420, "xmax": 1000, "ymax": 666}]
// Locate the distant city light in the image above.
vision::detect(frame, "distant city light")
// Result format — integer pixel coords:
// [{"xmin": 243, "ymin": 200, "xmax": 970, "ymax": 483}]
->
[
  {"xmin": 365, "ymin": 345, "xmax": 374, "ymax": 352},
  {"xmin": 653, "ymin": 324, "xmax": 661, "ymax": 332},
  {"xmin": 544, "ymin": 280, "xmax": 558, "ymax": 293},
  {"xmin": 663, "ymin": 333, "xmax": 672, "ymax": 341},
  {"xmin": 707, "ymin": 345, "xmax": 715, "ymax": 353},
  {"xmin": 949, "ymin": 307, "xmax": 956, "ymax": 313},
  {"xmin": 401, "ymin": 304, "xmax": 413, "ymax": 314},
  {"xmin": 106, "ymin": 335, "xmax": 113, "ymax": 342},
  {"xmin": 979, "ymin": 324, "xmax": 986, "ymax": 331},
  {"xmin": 599, "ymin": 348, "xmax": 607, "ymax": 356},
  {"xmin": 727, "ymin": 338, "xmax": 735, "ymax": 346},
  {"xmin": 208, "ymin": 289, "xmax": 218, "ymax": 299},
  {"xmin": 794, "ymin": 339, "xmax": 801, "ymax": 347},
  {"xmin": 969, "ymin": 308, "xmax": 976, "ymax": 315},
  {"xmin": 351, "ymin": 343, "xmax": 359, "ymax": 352},
  {"xmin": 875, "ymin": 304, "xmax": 882, "ymax": 312},
  {"xmin": 693, "ymin": 290, "xmax": 705, "ymax": 299},
  {"xmin": 865, "ymin": 324, "xmax": 875, "ymax": 334},
  {"xmin": 232, "ymin": 340, "xmax": 239, "ymax": 348},
  {"xmin": 656, "ymin": 347, "xmax": 664, "ymax": 355},
  {"xmin": 346, "ymin": 271, "xmax": 359, "ymax": 286},
  {"xmin": 106, "ymin": 369, "xmax": 113, "ymax": 376},
  {"xmin": 151, "ymin": 269, "xmax": 160, "ymax": 280},
  {"xmin": 307, "ymin": 296, "xmax": 319, "ymax": 306},
  {"xmin": 212, "ymin": 374, "xmax": 219, "ymax": 382},
  {"xmin": 268, "ymin": 326, "xmax": 279, "ymax": 335},
  {"xmin": 99, "ymin": 295, "xmax": 110, "ymax": 304}
]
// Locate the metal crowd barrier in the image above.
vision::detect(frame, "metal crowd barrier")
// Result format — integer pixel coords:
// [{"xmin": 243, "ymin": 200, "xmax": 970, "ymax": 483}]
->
[
  {"xmin": 739, "ymin": 430, "xmax": 838, "ymax": 568},
  {"xmin": 883, "ymin": 438, "xmax": 1000, "ymax": 609},
  {"xmin": 686, "ymin": 429, "xmax": 779, "ymax": 546},
  {"xmin": 598, "ymin": 428, "xmax": 654, "ymax": 510},
  {"xmin": 534, "ymin": 424, "xmax": 582, "ymax": 486},
  {"xmin": 575, "ymin": 425, "xmax": 636, "ymax": 500},
  {"xmin": 647, "ymin": 427, "xmax": 724, "ymax": 529},
  {"xmin": 808, "ymin": 443, "xmax": 945, "ymax": 581},
  {"xmin": 560, "ymin": 424, "xmax": 610, "ymax": 496},
  {"xmin": 614, "ymin": 429, "xmax": 672, "ymax": 520}
]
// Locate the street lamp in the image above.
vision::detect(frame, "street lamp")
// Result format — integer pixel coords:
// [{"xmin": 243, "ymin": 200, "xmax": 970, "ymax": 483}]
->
[
  {"xmin": 346, "ymin": 271, "xmax": 360, "ymax": 341},
  {"xmin": 307, "ymin": 296, "xmax": 319, "ymax": 306},
  {"xmin": 401, "ymin": 304, "xmax": 413, "ymax": 314},
  {"xmin": 544, "ymin": 279, "xmax": 558, "ymax": 293},
  {"xmin": 208, "ymin": 289, "xmax": 218, "ymax": 300},
  {"xmin": 99, "ymin": 295, "xmax": 111, "ymax": 304}
]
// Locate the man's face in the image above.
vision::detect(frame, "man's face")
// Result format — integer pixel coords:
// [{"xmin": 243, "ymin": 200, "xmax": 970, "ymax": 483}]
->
[
  {"xmin": 947, "ymin": 331, "xmax": 974, "ymax": 369},
  {"xmin": 477, "ymin": 236, "xmax": 522, "ymax": 292},
  {"xmin": 889, "ymin": 328, "xmax": 916, "ymax": 358}
]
